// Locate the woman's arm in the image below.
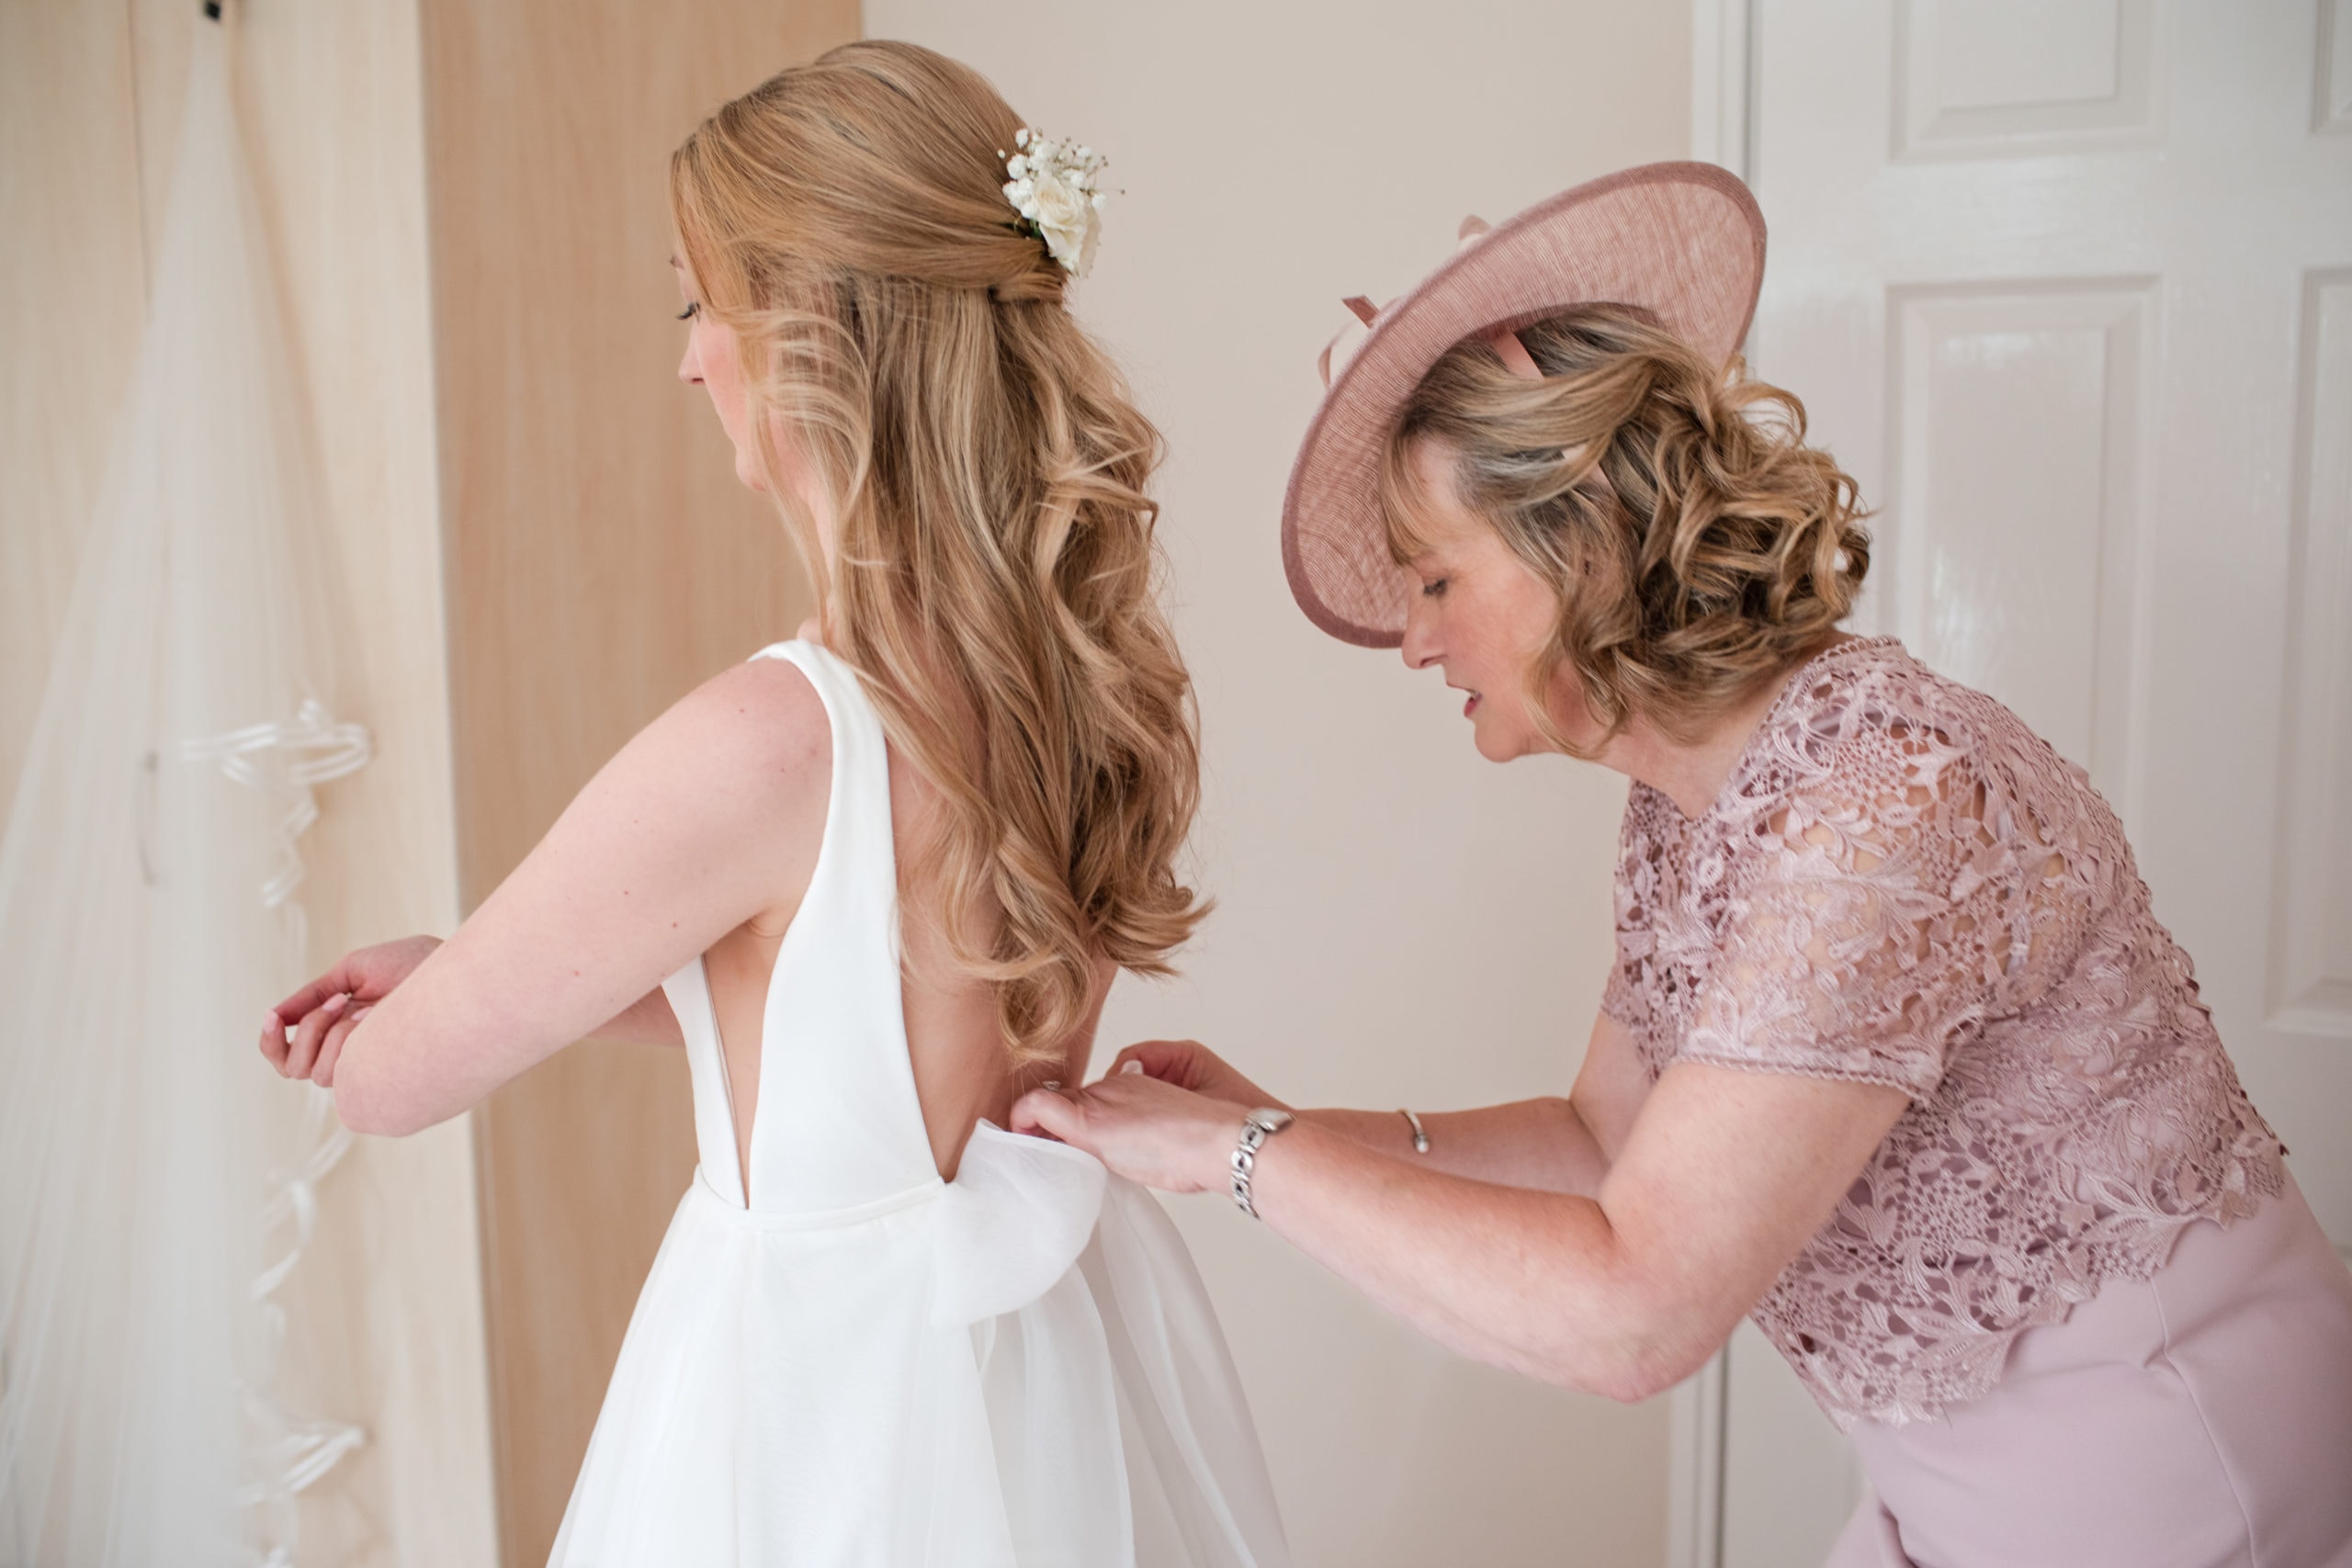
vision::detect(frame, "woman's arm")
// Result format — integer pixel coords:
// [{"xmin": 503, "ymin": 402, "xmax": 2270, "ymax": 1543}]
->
[
  {"xmin": 264, "ymin": 657, "xmax": 831, "ymax": 1135},
  {"xmin": 1300, "ymin": 1100, "xmax": 1597, "ymax": 1191},
  {"xmin": 1328, "ymin": 1010, "xmax": 1655, "ymax": 1192},
  {"xmin": 1014, "ymin": 1057, "xmax": 1906, "ymax": 1403},
  {"xmin": 1109, "ymin": 1011, "xmax": 1652, "ymax": 1197}
]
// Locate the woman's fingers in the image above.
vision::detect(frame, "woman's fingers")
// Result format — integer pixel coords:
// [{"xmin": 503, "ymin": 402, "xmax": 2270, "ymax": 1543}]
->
[
  {"xmin": 266, "ymin": 936, "xmax": 441, "ymax": 1037},
  {"xmin": 311, "ymin": 1005, "xmax": 369, "ymax": 1088},
  {"xmin": 282, "ymin": 993, "xmax": 349, "ymax": 1080},
  {"xmin": 1028, "ymin": 1075, "xmax": 1238, "ymax": 1193},
  {"xmin": 267, "ymin": 982, "xmax": 327, "ymax": 1033},
  {"xmin": 270, "ymin": 964, "xmax": 359, "ymax": 1031},
  {"xmin": 1106, "ymin": 1039, "xmax": 1285, "ymax": 1111},
  {"xmin": 1112, "ymin": 1038, "xmax": 1212, "ymax": 1088},
  {"xmin": 261, "ymin": 1010, "xmax": 292, "ymax": 1072},
  {"xmin": 1011, "ymin": 1088, "xmax": 1082, "ymax": 1143}
]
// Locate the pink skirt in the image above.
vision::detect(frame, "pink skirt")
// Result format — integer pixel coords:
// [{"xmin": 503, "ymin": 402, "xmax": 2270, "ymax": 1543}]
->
[{"xmin": 1827, "ymin": 1169, "xmax": 2352, "ymax": 1568}]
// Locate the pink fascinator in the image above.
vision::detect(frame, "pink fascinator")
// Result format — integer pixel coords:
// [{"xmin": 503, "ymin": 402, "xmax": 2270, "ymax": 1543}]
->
[{"xmin": 1282, "ymin": 161, "xmax": 1768, "ymax": 649}]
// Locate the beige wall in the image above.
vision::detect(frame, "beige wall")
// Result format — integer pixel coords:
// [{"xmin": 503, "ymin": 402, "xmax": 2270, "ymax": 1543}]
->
[
  {"xmin": 2, "ymin": 3, "xmax": 495, "ymax": 1564},
  {"xmin": 865, "ymin": 3, "xmax": 1690, "ymax": 1562}
]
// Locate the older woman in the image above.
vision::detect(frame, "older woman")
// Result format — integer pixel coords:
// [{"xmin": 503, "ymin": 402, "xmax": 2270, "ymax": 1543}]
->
[{"xmin": 1015, "ymin": 164, "xmax": 2352, "ymax": 1567}]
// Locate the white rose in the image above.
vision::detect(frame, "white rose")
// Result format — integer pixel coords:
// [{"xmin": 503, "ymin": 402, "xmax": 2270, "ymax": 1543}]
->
[
  {"xmin": 1023, "ymin": 167, "xmax": 1100, "ymax": 277},
  {"xmin": 1000, "ymin": 130, "xmax": 1112, "ymax": 279}
]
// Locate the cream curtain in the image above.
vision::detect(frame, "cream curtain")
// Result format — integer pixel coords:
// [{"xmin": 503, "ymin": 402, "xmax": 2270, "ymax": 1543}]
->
[{"xmin": 0, "ymin": 20, "xmax": 368, "ymax": 1566}]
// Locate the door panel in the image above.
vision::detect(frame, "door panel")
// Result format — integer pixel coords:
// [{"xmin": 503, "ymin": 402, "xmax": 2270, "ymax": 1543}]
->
[
  {"xmin": 1886, "ymin": 280, "xmax": 2152, "ymax": 783},
  {"xmin": 1709, "ymin": 2, "xmax": 2352, "ymax": 1559},
  {"xmin": 2272, "ymin": 269, "xmax": 2352, "ymax": 1039},
  {"xmin": 1893, "ymin": 0, "xmax": 2159, "ymax": 156}
]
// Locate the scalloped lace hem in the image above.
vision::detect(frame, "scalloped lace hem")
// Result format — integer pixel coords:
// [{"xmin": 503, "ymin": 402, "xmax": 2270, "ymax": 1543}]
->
[{"xmin": 1798, "ymin": 1153, "xmax": 2284, "ymax": 1431}]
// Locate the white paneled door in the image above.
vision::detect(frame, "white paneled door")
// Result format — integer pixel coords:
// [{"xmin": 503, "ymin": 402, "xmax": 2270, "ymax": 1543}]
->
[{"xmin": 1688, "ymin": 2, "xmax": 2352, "ymax": 1562}]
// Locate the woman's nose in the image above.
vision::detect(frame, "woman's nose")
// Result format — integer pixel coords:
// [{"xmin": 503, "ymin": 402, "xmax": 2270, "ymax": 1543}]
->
[
  {"xmin": 677, "ymin": 339, "xmax": 699, "ymax": 386},
  {"xmin": 1399, "ymin": 597, "xmax": 1439, "ymax": 670}
]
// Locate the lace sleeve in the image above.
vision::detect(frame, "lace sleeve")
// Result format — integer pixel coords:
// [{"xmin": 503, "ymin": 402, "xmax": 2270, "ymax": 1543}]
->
[{"xmin": 1679, "ymin": 740, "xmax": 1999, "ymax": 1102}]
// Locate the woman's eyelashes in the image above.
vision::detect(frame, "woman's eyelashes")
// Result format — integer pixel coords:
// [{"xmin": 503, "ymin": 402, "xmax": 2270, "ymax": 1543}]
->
[
  {"xmin": 676, "ymin": 301, "xmax": 700, "ymax": 321},
  {"xmin": 1419, "ymin": 576, "xmax": 1449, "ymax": 599}
]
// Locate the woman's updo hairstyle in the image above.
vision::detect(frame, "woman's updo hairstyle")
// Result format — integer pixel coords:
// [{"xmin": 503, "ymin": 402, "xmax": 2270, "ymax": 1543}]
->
[
  {"xmin": 671, "ymin": 41, "xmax": 1204, "ymax": 1067},
  {"xmin": 1380, "ymin": 305, "xmax": 1870, "ymax": 756}
]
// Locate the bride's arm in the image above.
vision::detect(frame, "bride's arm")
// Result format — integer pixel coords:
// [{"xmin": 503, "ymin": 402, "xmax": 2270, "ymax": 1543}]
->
[
  {"xmin": 269, "ymin": 938, "xmax": 686, "ymax": 1060},
  {"xmin": 588, "ymin": 985, "xmax": 688, "ymax": 1047},
  {"xmin": 263, "ymin": 657, "xmax": 831, "ymax": 1134}
]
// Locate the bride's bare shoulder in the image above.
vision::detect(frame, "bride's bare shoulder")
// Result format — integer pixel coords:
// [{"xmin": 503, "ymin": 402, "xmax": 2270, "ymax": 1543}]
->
[{"xmin": 593, "ymin": 653, "xmax": 832, "ymax": 852}]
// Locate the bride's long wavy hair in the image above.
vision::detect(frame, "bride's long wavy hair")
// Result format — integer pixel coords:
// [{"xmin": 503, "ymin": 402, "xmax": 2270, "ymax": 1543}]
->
[{"xmin": 671, "ymin": 41, "xmax": 1204, "ymax": 1066}]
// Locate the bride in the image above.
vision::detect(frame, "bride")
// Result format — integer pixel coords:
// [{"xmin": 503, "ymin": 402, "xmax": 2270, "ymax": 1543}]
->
[{"xmin": 261, "ymin": 41, "xmax": 1287, "ymax": 1567}]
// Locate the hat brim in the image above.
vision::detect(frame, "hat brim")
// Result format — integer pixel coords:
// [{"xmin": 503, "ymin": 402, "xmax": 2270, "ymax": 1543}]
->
[{"xmin": 1280, "ymin": 161, "xmax": 1767, "ymax": 649}]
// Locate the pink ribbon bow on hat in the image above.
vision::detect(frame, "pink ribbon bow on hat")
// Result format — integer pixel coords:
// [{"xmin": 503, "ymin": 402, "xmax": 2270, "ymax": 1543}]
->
[{"xmin": 1317, "ymin": 216, "xmax": 1545, "ymax": 389}]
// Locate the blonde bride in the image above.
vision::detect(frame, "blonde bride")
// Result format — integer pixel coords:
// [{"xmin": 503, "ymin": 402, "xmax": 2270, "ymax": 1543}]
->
[{"xmin": 265, "ymin": 41, "xmax": 1288, "ymax": 1567}]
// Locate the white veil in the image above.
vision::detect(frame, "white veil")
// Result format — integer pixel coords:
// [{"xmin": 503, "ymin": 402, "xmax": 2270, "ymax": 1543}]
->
[{"xmin": 0, "ymin": 20, "xmax": 368, "ymax": 1565}]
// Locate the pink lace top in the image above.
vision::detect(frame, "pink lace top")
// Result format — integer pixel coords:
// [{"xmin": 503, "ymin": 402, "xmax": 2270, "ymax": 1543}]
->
[{"xmin": 1601, "ymin": 637, "xmax": 2283, "ymax": 1429}]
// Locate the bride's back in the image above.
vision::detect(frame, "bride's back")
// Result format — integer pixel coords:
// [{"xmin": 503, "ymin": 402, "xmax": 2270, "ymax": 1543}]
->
[
  {"xmin": 702, "ymin": 710, "xmax": 1102, "ymax": 1187},
  {"xmin": 670, "ymin": 39, "xmax": 1200, "ymax": 1190}
]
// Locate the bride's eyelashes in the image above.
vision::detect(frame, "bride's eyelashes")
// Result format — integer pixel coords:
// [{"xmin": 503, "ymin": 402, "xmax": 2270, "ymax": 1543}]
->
[{"xmin": 677, "ymin": 301, "xmax": 700, "ymax": 321}]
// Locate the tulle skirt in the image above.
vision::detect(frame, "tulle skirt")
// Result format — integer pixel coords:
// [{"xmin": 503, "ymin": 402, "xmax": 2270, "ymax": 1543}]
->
[{"xmin": 549, "ymin": 1126, "xmax": 1288, "ymax": 1568}]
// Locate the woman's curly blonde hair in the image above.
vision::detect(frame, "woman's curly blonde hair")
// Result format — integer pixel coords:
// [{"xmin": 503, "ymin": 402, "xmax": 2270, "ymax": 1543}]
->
[
  {"xmin": 1381, "ymin": 305, "xmax": 1871, "ymax": 756},
  {"xmin": 671, "ymin": 41, "xmax": 1204, "ymax": 1065}
]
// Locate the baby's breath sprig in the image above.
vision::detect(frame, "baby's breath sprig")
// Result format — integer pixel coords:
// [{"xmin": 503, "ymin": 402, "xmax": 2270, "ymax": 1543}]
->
[{"xmin": 999, "ymin": 128, "xmax": 1113, "ymax": 278}]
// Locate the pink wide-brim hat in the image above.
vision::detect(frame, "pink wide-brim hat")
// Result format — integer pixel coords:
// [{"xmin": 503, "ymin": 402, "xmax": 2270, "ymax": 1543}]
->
[{"xmin": 1281, "ymin": 161, "xmax": 1768, "ymax": 649}]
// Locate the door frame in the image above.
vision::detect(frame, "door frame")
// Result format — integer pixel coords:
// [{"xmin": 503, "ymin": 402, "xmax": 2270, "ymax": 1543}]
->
[{"xmin": 1668, "ymin": 5, "xmax": 1751, "ymax": 1563}]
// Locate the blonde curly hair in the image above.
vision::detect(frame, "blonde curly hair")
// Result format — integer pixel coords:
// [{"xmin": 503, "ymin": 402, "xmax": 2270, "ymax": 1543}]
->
[
  {"xmin": 1381, "ymin": 305, "xmax": 1871, "ymax": 756},
  {"xmin": 671, "ymin": 41, "xmax": 1204, "ymax": 1065}
]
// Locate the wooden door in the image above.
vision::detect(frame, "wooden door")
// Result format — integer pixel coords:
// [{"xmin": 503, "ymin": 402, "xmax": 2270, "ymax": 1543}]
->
[
  {"xmin": 1685, "ymin": 3, "xmax": 2352, "ymax": 1562},
  {"xmin": 415, "ymin": 3, "xmax": 850, "ymax": 1559}
]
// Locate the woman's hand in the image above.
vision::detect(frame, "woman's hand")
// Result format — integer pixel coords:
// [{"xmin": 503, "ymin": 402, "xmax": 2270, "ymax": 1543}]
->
[
  {"xmin": 1012, "ymin": 1072, "xmax": 1250, "ymax": 1194},
  {"xmin": 261, "ymin": 935, "xmax": 440, "ymax": 1088},
  {"xmin": 1108, "ymin": 1038, "xmax": 1289, "ymax": 1111}
]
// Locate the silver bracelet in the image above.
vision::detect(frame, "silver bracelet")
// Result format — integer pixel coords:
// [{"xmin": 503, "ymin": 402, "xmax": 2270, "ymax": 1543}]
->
[
  {"xmin": 1229, "ymin": 1108, "xmax": 1295, "ymax": 1219},
  {"xmin": 1398, "ymin": 1107, "xmax": 1430, "ymax": 1155}
]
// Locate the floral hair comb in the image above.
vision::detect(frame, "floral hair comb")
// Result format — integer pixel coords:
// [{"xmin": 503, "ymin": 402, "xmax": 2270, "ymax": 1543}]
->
[{"xmin": 1001, "ymin": 129, "xmax": 1111, "ymax": 279}]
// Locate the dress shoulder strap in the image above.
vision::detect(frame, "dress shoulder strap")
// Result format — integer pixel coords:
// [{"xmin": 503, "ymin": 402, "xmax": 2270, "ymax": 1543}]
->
[{"xmin": 734, "ymin": 639, "xmax": 939, "ymax": 1210}]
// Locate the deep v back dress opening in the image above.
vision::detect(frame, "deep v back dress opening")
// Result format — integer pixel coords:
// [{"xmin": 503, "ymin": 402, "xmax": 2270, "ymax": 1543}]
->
[{"xmin": 548, "ymin": 640, "xmax": 1290, "ymax": 1567}]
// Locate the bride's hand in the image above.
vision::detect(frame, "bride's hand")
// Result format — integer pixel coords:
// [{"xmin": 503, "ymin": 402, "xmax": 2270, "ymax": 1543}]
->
[
  {"xmin": 262, "ymin": 934, "xmax": 441, "ymax": 1088},
  {"xmin": 1106, "ymin": 1038, "xmax": 1289, "ymax": 1111},
  {"xmin": 1011, "ymin": 1074, "xmax": 1246, "ymax": 1194}
]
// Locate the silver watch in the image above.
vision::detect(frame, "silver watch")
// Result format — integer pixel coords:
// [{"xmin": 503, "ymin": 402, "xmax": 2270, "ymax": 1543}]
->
[{"xmin": 1229, "ymin": 1108, "xmax": 1295, "ymax": 1220}]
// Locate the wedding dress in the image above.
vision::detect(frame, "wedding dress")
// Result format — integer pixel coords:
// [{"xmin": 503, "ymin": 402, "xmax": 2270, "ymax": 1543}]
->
[{"xmin": 548, "ymin": 639, "xmax": 1289, "ymax": 1567}]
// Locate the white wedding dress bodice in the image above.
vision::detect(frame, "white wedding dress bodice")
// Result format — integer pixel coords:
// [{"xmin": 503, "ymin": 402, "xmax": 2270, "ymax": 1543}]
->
[{"xmin": 548, "ymin": 640, "xmax": 1289, "ymax": 1567}]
